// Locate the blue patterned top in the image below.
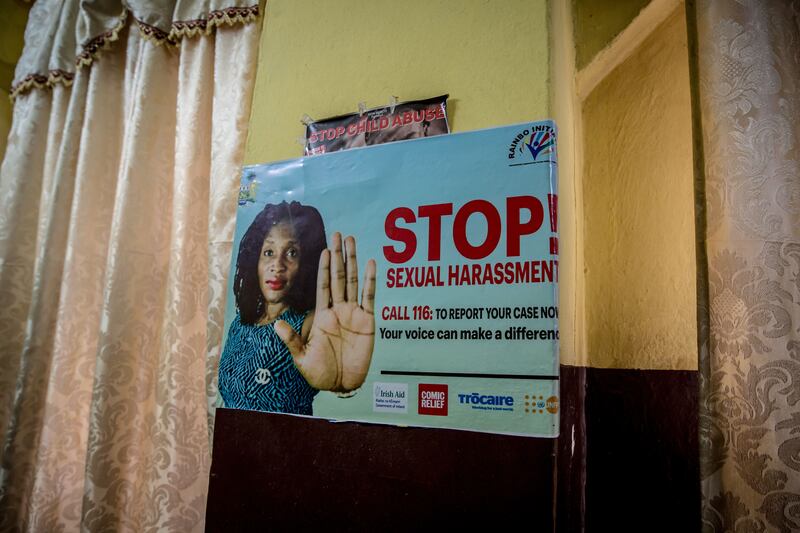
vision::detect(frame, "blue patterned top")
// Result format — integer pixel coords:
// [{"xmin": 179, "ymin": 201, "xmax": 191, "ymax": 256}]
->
[{"xmin": 219, "ymin": 308, "xmax": 318, "ymax": 415}]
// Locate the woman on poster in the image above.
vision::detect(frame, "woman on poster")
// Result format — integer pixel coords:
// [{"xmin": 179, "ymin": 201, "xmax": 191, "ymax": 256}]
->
[{"xmin": 218, "ymin": 201, "xmax": 376, "ymax": 415}]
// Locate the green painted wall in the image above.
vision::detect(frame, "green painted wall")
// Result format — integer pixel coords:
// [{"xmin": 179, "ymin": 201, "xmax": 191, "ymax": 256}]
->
[{"xmin": 573, "ymin": 0, "xmax": 651, "ymax": 69}]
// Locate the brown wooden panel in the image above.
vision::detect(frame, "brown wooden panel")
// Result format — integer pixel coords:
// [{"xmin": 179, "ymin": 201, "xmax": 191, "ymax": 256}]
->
[
  {"xmin": 206, "ymin": 366, "xmax": 700, "ymax": 532},
  {"xmin": 557, "ymin": 365, "xmax": 588, "ymax": 533},
  {"xmin": 584, "ymin": 367, "xmax": 700, "ymax": 532},
  {"xmin": 206, "ymin": 409, "xmax": 556, "ymax": 531}
]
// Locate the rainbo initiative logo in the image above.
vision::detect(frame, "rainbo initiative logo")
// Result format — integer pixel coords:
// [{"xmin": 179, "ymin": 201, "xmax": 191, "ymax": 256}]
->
[{"xmin": 507, "ymin": 123, "xmax": 556, "ymax": 166}]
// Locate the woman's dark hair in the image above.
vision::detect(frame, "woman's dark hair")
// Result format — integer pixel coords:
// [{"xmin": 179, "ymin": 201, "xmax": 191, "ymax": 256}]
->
[{"xmin": 234, "ymin": 201, "xmax": 327, "ymax": 324}]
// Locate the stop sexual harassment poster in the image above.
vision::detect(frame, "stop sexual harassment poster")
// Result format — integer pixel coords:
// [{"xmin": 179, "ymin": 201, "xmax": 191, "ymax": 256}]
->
[{"xmin": 220, "ymin": 121, "xmax": 559, "ymax": 437}]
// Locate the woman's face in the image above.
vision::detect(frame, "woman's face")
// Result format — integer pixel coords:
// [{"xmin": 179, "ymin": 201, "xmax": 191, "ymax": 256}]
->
[{"xmin": 258, "ymin": 222, "xmax": 301, "ymax": 305}]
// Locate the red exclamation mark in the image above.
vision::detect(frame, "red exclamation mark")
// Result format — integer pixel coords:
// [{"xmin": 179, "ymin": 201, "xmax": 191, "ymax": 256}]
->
[{"xmin": 548, "ymin": 193, "xmax": 558, "ymax": 255}]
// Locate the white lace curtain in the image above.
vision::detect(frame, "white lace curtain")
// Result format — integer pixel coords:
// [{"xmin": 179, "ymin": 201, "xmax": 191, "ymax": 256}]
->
[
  {"xmin": 0, "ymin": 1, "xmax": 259, "ymax": 530},
  {"xmin": 691, "ymin": 1, "xmax": 800, "ymax": 531}
]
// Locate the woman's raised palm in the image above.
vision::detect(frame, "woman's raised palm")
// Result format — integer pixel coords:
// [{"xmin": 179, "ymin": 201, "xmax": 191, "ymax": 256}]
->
[{"xmin": 275, "ymin": 233, "xmax": 376, "ymax": 391}]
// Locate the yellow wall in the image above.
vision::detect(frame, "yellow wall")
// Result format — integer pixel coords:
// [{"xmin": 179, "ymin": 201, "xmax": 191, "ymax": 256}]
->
[
  {"xmin": 243, "ymin": 0, "xmax": 591, "ymax": 365},
  {"xmin": 242, "ymin": 0, "xmax": 696, "ymax": 371},
  {"xmin": 550, "ymin": 0, "xmax": 583, "ymax": 367},
  {"xmin": 0, "ymin": 0, "xmax": 30, "ymax": 161},
  {"xmin": 573, "ymin": 0, "xmax": 651, "ymax": 69},
  {"xmin": 581, "ymin": 7, "xmax": 696, "ymax": 370},
  {"xmin": 244, "ymin": 0, "xmax": 550, "ymax": 165},
  {"xmin": 242, "ymin": 0, "xmax": 602, "ymax": 367},
  {"xmin": 0, "ymin": 89, "xmax": 11, "ymax": 160}
]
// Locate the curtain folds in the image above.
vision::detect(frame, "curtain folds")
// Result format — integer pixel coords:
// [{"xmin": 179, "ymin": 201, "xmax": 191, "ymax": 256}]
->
[
  {"xmin": 692, "ymin": 1, "xmax": 800, "ymax": 531},
  {"xmin": 11, "ymin": 0, "xmax": 258, "ymax": 99},
  {"xmin": 0, "ymin": 5, "xmax": 258, "ymax": 530}
]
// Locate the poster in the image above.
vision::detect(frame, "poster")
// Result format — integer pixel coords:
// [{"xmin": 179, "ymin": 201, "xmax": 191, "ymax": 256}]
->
[
  {"xmin": 223, "ymin": 121, "xmax": 559, "ymax": 437},
  {"xmin": 304, "ymin": 95, "xmax": 449, "ymax": 156}
]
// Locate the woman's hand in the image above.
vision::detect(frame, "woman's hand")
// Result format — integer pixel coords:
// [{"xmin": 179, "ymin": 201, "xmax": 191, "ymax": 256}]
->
[{"xmin": 275, "ymin": 232, "xmax": 376, "ymax": 392}]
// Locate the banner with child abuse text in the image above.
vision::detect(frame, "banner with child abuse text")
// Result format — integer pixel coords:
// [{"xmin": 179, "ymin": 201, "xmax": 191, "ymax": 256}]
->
[
  {"xmin": 221, "ymin": 121, "xmax": 559, "ymax": 437},
  {"xmin": 304, "ymin": 95, "xmax": 449, "ymax": 156}
]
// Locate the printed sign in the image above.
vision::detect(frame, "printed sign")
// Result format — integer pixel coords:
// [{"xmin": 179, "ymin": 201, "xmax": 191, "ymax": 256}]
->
[
  {"xmin": 304, "ymin": 95, "xmax": 449, "ymax": 156},
  {"xmin": 220, "ymin": 121, "xmax": 559, "ymax": 437}
]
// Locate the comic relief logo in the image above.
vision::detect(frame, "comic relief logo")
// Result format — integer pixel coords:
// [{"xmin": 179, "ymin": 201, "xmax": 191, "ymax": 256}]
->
[
  {"xmin": 418, "ymin": 384, "xmax": 448, "ymax": 416},
  {"xmin": 507, "ymin": 124, "xmax": 555, "ymax": 165}
]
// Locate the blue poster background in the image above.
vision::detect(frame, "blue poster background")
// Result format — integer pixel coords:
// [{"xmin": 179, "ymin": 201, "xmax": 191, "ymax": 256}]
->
[{"xmin": 221, "ymin": 121, "xmax": 559, "ymax": 437}]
